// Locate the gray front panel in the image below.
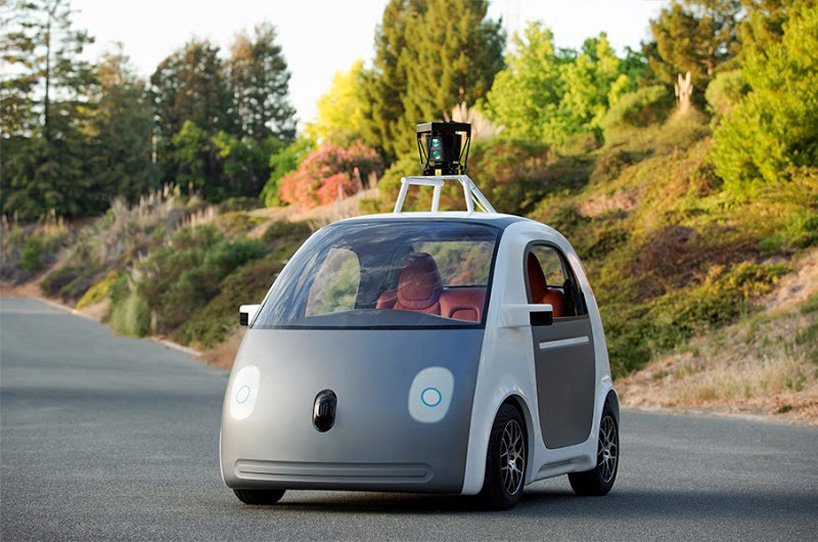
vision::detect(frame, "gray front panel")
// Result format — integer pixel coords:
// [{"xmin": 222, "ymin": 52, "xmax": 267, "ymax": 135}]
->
[
  {"xmin": 532, "ymin": 318, "xmax": 595, "ymax": 449},
  {"xmin": 221, "ymin": 328, "xmax": 483, "ymax": 492}
]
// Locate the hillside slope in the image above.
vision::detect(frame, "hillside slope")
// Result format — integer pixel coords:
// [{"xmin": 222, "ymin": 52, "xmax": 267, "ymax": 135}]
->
[{"xmin": 1, "ymin": 111, "xmax": 815, "ymax": 424}]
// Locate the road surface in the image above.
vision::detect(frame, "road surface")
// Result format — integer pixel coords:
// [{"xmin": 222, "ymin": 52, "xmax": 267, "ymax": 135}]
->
[{"xmin": 1, "ymin": 297, "xmax": 816, "ymax": 541}]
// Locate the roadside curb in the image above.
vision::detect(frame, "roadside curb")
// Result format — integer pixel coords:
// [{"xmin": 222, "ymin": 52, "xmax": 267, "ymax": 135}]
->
[{"xmin": 623, "ymin": 404, "xmax": 814, "ymax": 427}]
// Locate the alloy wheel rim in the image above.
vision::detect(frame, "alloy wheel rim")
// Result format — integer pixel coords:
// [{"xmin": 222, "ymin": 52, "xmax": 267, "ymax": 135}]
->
[
  {"xmin": 597, "ymin": 415, "xmax": 618, "ymax": 484},
  {"xmin": 499, "ymin": 419, "xmax": 525, "ymax": 495}
]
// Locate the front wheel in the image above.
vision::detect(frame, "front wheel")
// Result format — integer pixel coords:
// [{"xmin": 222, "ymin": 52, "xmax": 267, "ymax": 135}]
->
[
  {"xmin": 568, "ymin": 406, "xmax": 619, "ymax": 496},
  {"xmin": 233, "ymin": 488, "xmax": 286, "ymax": 505},
  {"xmin": 478, "ymin": 404, "xmax": 527, "ymax": 510}
]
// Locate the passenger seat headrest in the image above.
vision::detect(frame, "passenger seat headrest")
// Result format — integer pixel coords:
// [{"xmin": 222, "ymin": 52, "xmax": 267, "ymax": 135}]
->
[
  {"xmin": 397, "ymin": 253, "xmax": 444, "ymax": 310},
  {"xmin": 527, "ymin": 252, "xmax": 548, "ymax": 303}
]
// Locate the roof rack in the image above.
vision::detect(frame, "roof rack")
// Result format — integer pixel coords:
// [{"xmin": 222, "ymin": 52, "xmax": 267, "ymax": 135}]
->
[{"xmin": 393, "ymin": 175, "xmax": 497, "ymax": 214}]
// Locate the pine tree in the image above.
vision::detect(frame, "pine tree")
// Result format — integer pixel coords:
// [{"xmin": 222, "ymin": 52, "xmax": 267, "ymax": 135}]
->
[
  {"xmin": 1, "ymin": 0, "xmax": 98, "ymax": 220},
  {"xmin": 647, "ymin": 0, "xmax": 742, "ymax": 93},
  {"xmin": 361, "ymin": 0, "xmax": 423, "ymax": 160},
  {"xmin": 150, "ymin": 39, "xmax": 236, "ymax": 146},
  {"xmin": 228, "ymin": 22, "xmax": 296, "ymax": 145},
  {"xmin": 362, "ymin": 0, "xmax": 504, "ymax": 159},
  {"xmin": 87, "ymin": 48, "xmax": 155, "ymax": 205},
  {"xmin": 401, "ymin": 0, "xmax": 504, "ymax": 153}
]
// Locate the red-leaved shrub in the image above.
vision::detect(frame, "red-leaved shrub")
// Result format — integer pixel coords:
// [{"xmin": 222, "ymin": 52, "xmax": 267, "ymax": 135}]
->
[{"xmin": 279, "ymin": 142, "xmax": 383, "ymax": 208}]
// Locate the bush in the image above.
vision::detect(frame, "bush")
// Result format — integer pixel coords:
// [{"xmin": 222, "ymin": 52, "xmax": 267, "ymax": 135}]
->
[
  {"xmin": 19, "ymin": 240, "xmax": 45, "ymax": 274},
  {"xmin": 600, "ymin": 85, "xmax": 673, "ymax": 139},
  {"xmin": 175, "ymin": 254, "xmax": 287, "ymax": 348},
  {"xmin": 40, "ymin": 266, "xmax": 83, "ymax": 297},
  {"xmin": 711, "ymin": 4, "xmax": 818, "ymax": 197},
  {"xmin": 648, "ymin": 262, "xmax": 790, "ymax": 351},
  {"xmin": 705, "ymin": 70, "xmax": 747, "ymax": 119},
  {"xmin": 133, "ymin": 226, "xmax": 268, "ymax": 335},
  {"xmin": 77, "ymin": 271, "xmax": 121, "ymax": 309},
  {"xmin": 109, "ymin": 275, "xmax": 151, "ymax": 337},
  {"xmin": 468, "ymin": 139, "xmax": 558, "ymax": 214},
  {"xmin": 278, "ymin": 141, "xmax": 383, "ymax": 208}
]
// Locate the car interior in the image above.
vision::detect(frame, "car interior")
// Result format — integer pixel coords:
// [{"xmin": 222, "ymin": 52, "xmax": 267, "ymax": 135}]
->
[{"xmin": 375, "ymin": 252, "xmax": 487, "ymax": 323}]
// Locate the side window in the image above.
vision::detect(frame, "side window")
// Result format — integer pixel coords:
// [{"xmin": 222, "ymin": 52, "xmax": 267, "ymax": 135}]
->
[
  {"xmin": 526, "ymin": 244, "xmax": 587, "ymax": 318},
  {"xmin": 306, "ymin": 248, "xmax": 361, "ymax": 316}
]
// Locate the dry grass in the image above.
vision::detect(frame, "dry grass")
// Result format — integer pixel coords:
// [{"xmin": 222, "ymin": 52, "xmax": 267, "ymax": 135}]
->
[
  {"xmin": 618, "ymin": 248, "xmax": 818, "ymax": 425},
  {"xmin": 246, "ymin": 187, "xmax": 379, "ymax": 238}
]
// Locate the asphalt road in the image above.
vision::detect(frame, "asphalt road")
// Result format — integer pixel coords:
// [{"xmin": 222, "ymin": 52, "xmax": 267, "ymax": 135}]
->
[{"xmin": 1, "ymin": 296, "xmax": 816, "ymax": 541}]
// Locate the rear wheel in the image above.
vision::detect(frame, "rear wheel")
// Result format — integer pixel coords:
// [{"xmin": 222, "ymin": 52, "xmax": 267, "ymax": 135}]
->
[
  {"xmin": 233, "ymin": 488, "xmax": 286, "ymax": 505},
  {"xmin": 479, "ymin": 403, "xmax": 527, "ymax": 510},
  {"xmin": 568, "ymin": 405, "xmax": 619, "ymax": 496}
]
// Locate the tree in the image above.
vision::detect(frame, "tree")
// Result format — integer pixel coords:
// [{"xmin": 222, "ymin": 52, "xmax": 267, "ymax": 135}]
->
[
  {"xmin": 647, "ymin": 0, "xmax": 742, "ymax": 94},
  {"xmin": 228, "ymin": 22, "xmax": 295, "ymax": 144},
  {"xmin": 738, "ymin": 0, "xmax": 800, "ymax": 57},
  {"xmin": 711, "ymin": 1, "xmax": 818, "ymax": 196},
  {"xmin": 482, "ymin": 23, "xmax": 566, "ymax": 144},
  {"xmin": 1, "ymin": 0, "xmax": 98, "ymax": 220},
  {"xmin": 400, "ymin": 0, "xmax": 505, "ymax": 154},
  {"xmin": 306, "ymin": 59, "xmax": 368, "ymax": 146},
  {"xmin": 150, "ymin": 39, "xmax": 235, "ymax": 147},
  {"xmin": 86, "ymin": 47, "xmax": 155, "ymax": 204},
  {"xmin": 361, "ymin": 0, "xmax": 423, "ymax": 159},
  {"xmin": 483, "ymin": 24, "xmax": 643, "ymax": 146},
  {"xmin": 362, "ymin": 0, "xmax": 504, "ymax": 158}
]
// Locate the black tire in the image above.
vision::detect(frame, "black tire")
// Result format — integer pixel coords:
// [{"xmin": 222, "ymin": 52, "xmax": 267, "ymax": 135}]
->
[
  {"xmin": 478, "ymin": 403, "xmax": 527, "ymax": 510},
  {"xmin": 568, "ymin": 403, "xmax": 619, "ymax": 496},
  {"xmin": 233, "ymin": 488, "xmax": 286, "ymax": 505}
]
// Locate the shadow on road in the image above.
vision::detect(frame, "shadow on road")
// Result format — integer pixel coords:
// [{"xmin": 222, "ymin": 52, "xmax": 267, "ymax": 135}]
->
[{"xmin": 238, "ymin": 486, "xmax": 817, "ymax": 519}]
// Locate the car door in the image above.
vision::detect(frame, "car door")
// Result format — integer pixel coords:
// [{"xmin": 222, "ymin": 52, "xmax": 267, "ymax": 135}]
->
[{"xmin": 525, "ymin": 244, "xmax": 595, "ymax": 449}]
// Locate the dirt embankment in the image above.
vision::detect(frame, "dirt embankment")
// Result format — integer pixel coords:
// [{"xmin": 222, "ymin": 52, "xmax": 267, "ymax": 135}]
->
[{"xmin": 618, "ymin": 248, "xmax": 818, "ymax": 426}]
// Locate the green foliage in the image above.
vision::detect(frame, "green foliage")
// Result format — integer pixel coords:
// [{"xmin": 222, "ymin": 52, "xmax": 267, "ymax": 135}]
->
[
  {"xmin": 17, "ymin": 234, "xmax": 63, "ymax": 275},
  {"xmin": 646, "ymin": 0, "xmax": 742, "ymax": 93},
  {"xmin": 704, "ymin": 69, "xmax": 746, "ymax": 118},
  {"xmin": 174, "ymin": 221, "xmax": 311, "ymax": 347},
  {"xmin": 0, "ymin": 0, "xmax": 99, "ymax": 220},
  {"xmin": 87, "ymin": 49, "xmax": 156, "ymax": 205},
  {"xmin": 306, "ymin": 60, "xmax": 368, "ymax": 145},
  {"xmin": 77, "ymin": 271, "xmax": 121, "ymax": 309},
  {"xmin": 260, "ymin": 136, "xmax": 314, "ymax": 207},
  {"xmin": 150, "ymin": 39, "xmax": 236, "ymax": 144},
  {"xmin": 484, "ymin": 23, "xmax": 645, "ymax": 147},
  {"xmin": 136, "ymin": 226, "xmax": 266, "ymax": 334},
  {"xmin": 711, "ymin": 3, "xmax": 818, "ymax": 197},
  {"xmin": 361, "ymin": 0, "xmax": 504, "ymax": 158},
  {"xmin": 227, "ymin": 22, "xmax": 296, "ymax": 143},
  {"xmin": 109, "ymin": 275, "xmax": 151, "ymax": 337},
  {"xmin": 599, "ymin": 85, "xmax": 673, "ymax": 138}
]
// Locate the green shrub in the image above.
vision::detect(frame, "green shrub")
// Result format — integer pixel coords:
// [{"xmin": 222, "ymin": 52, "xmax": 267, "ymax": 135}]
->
[
  {"xmin": 109, "ymin": 280, "xmax": 151, "ymax": 337},
  {"xmin": 19, "ymin": 240, "xmax": 44, "ymax": 274},
  {"xmin": 711, "ymin": 4, "xmax": 818, "ymax": 198},
  {"xmin": 600, "ymin": 85, "xmax": 673, "ymax": 139},
  {"xmin": 705, "ymin": 69, "xmax": 747, "ymax": 119},
  {"xmin": 175, "ymin": 254, "xmax": 287, "ymax": 348},
  {"xmin": 135, "ymin": 226, "xmax": 267, "ymax": 335},
  {"xmin": 648, "ymin": 262, "xmax": 790, "ymax": 351},
  {"xmin": 76, "ymin": 271, "xmax": 121, "ymax": 309},
  {"xmin": 40, "ymin": 266, "xmax": 83, "ymax": 297}
]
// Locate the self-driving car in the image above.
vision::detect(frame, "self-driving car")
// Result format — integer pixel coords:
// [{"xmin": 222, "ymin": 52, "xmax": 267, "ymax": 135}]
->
[{"xmin": 221, "ymin": 122, "xmax": 619, "ymax": 510}]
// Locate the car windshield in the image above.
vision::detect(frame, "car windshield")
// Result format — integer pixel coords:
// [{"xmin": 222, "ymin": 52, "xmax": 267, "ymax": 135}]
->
[{"xmin": 253, "ymin": 220, "xmax": 500, "ymax": 329}]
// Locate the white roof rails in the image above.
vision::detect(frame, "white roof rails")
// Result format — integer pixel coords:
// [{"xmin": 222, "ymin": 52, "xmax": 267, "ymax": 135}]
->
[{"xmin": 393, "ymin": 175, "xmax": 497, "ymax": 214}]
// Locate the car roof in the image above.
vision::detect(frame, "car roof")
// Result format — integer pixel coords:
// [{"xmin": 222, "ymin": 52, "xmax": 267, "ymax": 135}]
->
[{"xmin": 334, "ymin": 212, "xmax": 531, "ymax": 231}]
